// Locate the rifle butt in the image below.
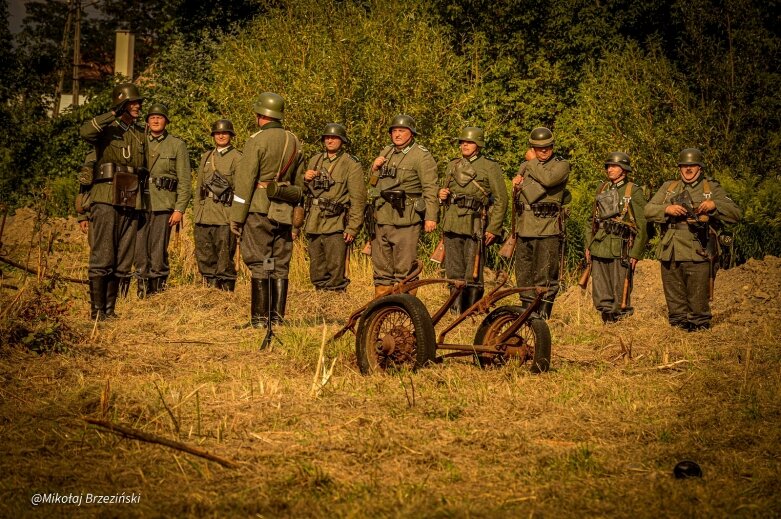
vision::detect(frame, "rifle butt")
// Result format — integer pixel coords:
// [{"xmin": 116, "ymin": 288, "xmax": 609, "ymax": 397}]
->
[
  {"xmin": 430, "ymin": 238, "xmax": 445, "ymax": 264},
  {"xmin": 498, "ymin": 235, "xmax": 516, "ymax": 259},
  {"xmin": 578, "ymin": 262, "xmax": 592, "ymax": 290},
  {"xmin": 360, "ymin": 241, "xmax": 372, "ymax": 256}
]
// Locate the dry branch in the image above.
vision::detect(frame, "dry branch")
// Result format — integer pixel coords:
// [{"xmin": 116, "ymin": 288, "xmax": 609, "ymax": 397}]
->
[
  {"xmin": 0, "ymin": 254, "xmax": 87, "ymax": 284},
  {"xmin": 84, "ymin": 418, "xmax": 239, "ymax": 469}
]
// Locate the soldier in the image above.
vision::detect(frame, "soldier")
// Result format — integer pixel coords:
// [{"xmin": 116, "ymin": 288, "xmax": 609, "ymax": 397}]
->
[
  {"xmin": 368, "ymin": 114, "xmax": 439, "ymax": 297},
  {"xmin": 229, "ymin": 92, "xmax": 304, "ymax": 328},
  {"xmin": 303, "ymin": 123, "xmax": 367, "ymax": 291},
  {"xmin": 134, "ymin": 103, "xmax": 192, "ymax": 297},
  {"xmin": 194, "ymin": 119, "xmax": 242, "ymax": 291},
  {"xmin": 79, "ymin": 82, "xmax": 146, "ymax": 320},
  {"xmin": 438, "ymin": 126, "xmax": 508, "ymax": 311},
  {"xmin": 510, "ymin": 127, "xmax": 570, "ymax": 319},
  {"xmin": 585, "ymin": 152, "xmax": 648, "ymax": 323},
  {"xmin": 644, "ymin": 148, "xmax": 741, "ymax": 331}
]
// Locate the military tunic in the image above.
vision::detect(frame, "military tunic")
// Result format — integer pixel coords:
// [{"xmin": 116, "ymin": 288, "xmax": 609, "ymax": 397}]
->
[
  {"xmin": 194, "ymin": 146, "xmax": 241, "ymax": 283},
  {"xmin": 230, "ymin": 121, "xmax": 304, "ymax": 280},
  {"xmin": 644, "ymin": 176, "xmax": 741, "ymax": 328},
  {"xmin": 440, "ymin": 154, "xmax": 508, "ymax": 283},
  {"xmin": 586, "ymin": 179, "xmax": 648, "ymax": 319},
  {"xmin": 512, "ymin": 156, "xmax": 570, "ymax": 309},
  {"xmin": 304, "ymin": 150, "xmax": 367, "ymax": 290},
  {"xmin": 370, "ymin": 142, "xmax": 439, "ymax": 286},
  {"xmin": 79, "ymin": 111, "xmax": 146, "ymax": 281},
  {"xmin": 135, "ymin": 131, "xmax": 192, "ymax": 287}
]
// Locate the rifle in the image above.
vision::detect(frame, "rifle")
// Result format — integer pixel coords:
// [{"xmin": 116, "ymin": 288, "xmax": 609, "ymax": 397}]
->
[
  {"xmin": 498, "ymin": 186, "xmax": 518, "ymax": 259},
  {"xmin": 361, "ymin": 202, "xmax": 376, "ymax": 255},
  {"xmin": 471, "ymin": 208, "xmax": 488, "ymax": 281},
  {"xmin": 621, "ymin": 264, "xmax": 634, "ymax": 309},
  {"xmin": 430, "ymin": 238, "xmax": 445, "ymax": 264},
  {"xmin": 578, "ymin": 261, "xmax": 592, "ymax": 289}
]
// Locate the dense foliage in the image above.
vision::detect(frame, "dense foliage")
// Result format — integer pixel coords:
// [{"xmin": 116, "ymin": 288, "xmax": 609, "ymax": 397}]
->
[{"xmin": 1, "ymin": 0, "xmax": 778, "ymax": 264}]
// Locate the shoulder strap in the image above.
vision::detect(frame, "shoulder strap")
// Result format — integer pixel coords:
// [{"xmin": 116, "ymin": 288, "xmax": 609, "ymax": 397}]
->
[
  {"xmin": 620, "ymin": 182, "xmax": 635, "ymax": 222},
  {"xmin": 667, "ymin": 180, "xmax": 680, "ymax": 193},
  {"xmin": 702, "ymin": 179, "xmax": 712, "ymax": 199},
  {"xmin": 275, "ymin": 131, "xmax": 299, "ymax": 182}
]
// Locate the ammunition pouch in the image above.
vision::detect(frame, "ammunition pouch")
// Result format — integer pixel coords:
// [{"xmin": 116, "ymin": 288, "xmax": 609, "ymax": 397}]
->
[
  {"xmin": 267, "ymin": 181, "xmax": 303, "ymax": 204},
  {"xmin": 313, "ymin": 197, "xmax": 348, "ymax": 217},
  {"xmin": 519, "ymin": 176, "xmax": 546, "ymax": 204},
  {"xmin": 94, "ymin": 163, "xmax": 134, "ymax": 183},
  {"xmin": 595, "ymin": 188, "xmax": 620, "ymax": 219},
  {"xmin": 112, "ymin": 171, "xmax": 139, "ymax": 208},
  {"xmin": 449, "ymin": 194, "xmax": 484, "ymax": 211},
  {"xmin": 598, "ymin": 219, "xmax": 636, "ymax": 240},
  {"xmin": 380, "ymin": 189, "xmax": 406, "ymax": 217},
  {"xmin": 378, "ymin": 164, "xmax": 397, "ymax": 179},
  {"xmin": 204, "ymin": 172, "xmax": 233, "ymax": 206},
  {"xmin": 530, "ymin": 202, "xmax": 561, "ymax": 218},
  {"xmin": 153, "ymin": 176, "xmax": 178, "ymax": 192}
]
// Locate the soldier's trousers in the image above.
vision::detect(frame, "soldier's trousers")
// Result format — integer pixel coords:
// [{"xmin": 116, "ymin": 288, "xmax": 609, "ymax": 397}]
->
[
  {"xmin": 444, "ymin": 232, "xmax": 482, "ymax": 283},
  {"xmin": 307, "ymin": 232, "xmax": 349, "ymax": 291},
  {"xmin": 241, "ymin": 213, "xmax": 293, "ymax": 279},
  {"xmin": 514, "ymin": 235, "xmax": 561, "ymax": 305},
  {"xmin": 87, "ymin": 203, "xmax": 138, "ymax": 281},
  {"xmin": 135, "ymin": 210, "xmax": 173, "ymax": 281},
  {"xmin": 591, "ymin": 257, "xmax": 633, "ymax": 317},
  {"xmin": 194, "ymin": 224, "xmax": 237, "ymax": 281},
  {"xmin": 661, "ymin": 260, "xmax": 711, "ymax": 327},
  {"xmin": 372, "ymin": 224, "xmax": 420, "ymax": 286}
]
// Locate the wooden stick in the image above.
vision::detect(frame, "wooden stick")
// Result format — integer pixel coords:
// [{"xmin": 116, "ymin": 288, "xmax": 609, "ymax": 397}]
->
[
  {"xmin": 84, "ymin": 418, "xmax": 239, "ymax": 469},
  {"xmin": 0, "ymin": 255, "xmax": 88, "ymax": 284}
]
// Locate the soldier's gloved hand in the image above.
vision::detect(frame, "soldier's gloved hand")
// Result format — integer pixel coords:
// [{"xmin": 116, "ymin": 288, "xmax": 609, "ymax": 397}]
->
[
  {"xmin": 113, "ymin": 100, "xmax": 128, "ymax": 118},
  {"xmin": 229, "ymin": 221, "xmax": 243, "ymax": 237}
]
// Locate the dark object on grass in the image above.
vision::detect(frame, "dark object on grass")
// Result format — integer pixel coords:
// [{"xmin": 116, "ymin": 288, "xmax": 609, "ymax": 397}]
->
[{"xmin": 674, "ymin": 460, "xmax": 703, "ymax": 479}]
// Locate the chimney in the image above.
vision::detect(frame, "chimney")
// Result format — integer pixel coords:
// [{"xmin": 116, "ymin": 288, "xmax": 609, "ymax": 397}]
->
[{"xmin": 114, "ymin": 28, "xmax": 134, "ymax": 79}]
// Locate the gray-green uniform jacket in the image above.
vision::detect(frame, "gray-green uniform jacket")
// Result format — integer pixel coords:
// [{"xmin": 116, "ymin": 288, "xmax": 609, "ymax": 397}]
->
[
  {"xmin": 514, "ymin": 156, "xmax": 570, "ymax": 237},
  {"xmin": 304, "ymin": 151, "xmax": 367, "ymax": 236},
  {"xmin": 586, "ymin": 179, "xmax": 648, "ymax": 260},
  {"xmin": 144, "ymin": 131, "xmax": 192, "ymax": 212},
  {"xmin": 644, "ymin": 177, "xmax": 741, "ymax": 262},
  {"xmin": 230, "ymin": 121, "xmax": 304, "ymax": 225},
  {"xmin": 194, "ymin": 146, "xmax": 241, "ymax": 225},
  {"xmin": 370, "ymin": 142, "xmax": 439, "ymax": 226},
  {"xmin": 79, "ymin": 112, "xmax": 146, "ymax": 208},
  {"xmin": 440, "ymin": 155, "xmax": 508, "ymax": 237}
]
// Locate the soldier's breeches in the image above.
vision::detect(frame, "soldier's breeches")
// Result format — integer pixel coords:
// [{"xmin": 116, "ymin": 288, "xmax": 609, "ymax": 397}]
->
[
  {"xmin": 307, "ymin": 232, "xmax": 349, "ymax": 290},
  {"xmin": 444, "ymin": 232, "xmax": 481, "ymax": 283},
  {"xmin": 135, "ymin": 210, "xmax": 173, "ymax": 280},
  {"xmin": 514, "ymin": 236, "xmax": 560, "ymax": 304},
  {"xmin": 661, "ymin": 260, "xmax": 711, "ymax": 326},
  {"xmin": 241, "ymin": 213, "xmax": 293, "ymax": 279},
  {"xmin": 372, "ymin": 224, "xmax": 420, "ymax": 286},
  {"xmin": 87, "ymin": 203, "xmax": 138, "ymax": 279},
  {"xmin": 194, "ymin": 224, "xmax": 237, "ymax": 280},
  {"xmin": 591, "ymin": 257, "xmax": 633, "ymax": 315}
]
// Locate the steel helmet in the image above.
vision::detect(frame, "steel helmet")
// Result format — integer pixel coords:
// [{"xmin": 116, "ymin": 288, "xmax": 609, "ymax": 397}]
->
[
  {"xmin": 321, "ymin": 122, "xmax": 350, "ymax": 145},
  {"xmin": 211, "ymin": 119, "xmax": 235, "ymax": 136},
  {"xmin": 528, "ymin": 127, "xmax": 554, "ymax": 147},
  {"xmin": 677, "ymin": 148, "xmax": 704, "ymax": 167},
  {"xmin": 253, "ymin": 92, "xmax": 284, "ymax": 120},
  {"xmin": 604, "ymin": 151, "xmax": 632, "ymax": 172},
  {"xmin": 145, "ymin": 103, "xmax": 169, "ymax": 122},
  {"xmin": 111, "ymin": 82, "xmax": 143, "ymax": 110},
  {"xmin": 458, "ymin": 126, "xmax": 485, "ymax": 147},
  {"xmin": 388, "ymin": 114, "xmax": 417, "ymax": 135}
]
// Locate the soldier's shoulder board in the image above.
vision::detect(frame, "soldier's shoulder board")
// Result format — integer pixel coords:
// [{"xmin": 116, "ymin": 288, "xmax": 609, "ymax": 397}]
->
[
  {"xmin": 348, "ymin": 154, "xmax": 362, "ymax": 164},
  {"xmin": 416, "ymin": 144, "xmax": 430, "ymax": 153},
  {"xmin": 481, "ymin": 155, "xmax": 498, "ymax": 163},
  {"xmin": 249, "ymin": 129, "xmax": 264, "ymax": 139}
]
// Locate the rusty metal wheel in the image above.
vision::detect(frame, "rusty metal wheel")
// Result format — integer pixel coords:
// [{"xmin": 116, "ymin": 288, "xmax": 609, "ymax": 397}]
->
[
  {"xmin": 356, "ymin": 294, "xmax": 436, "ymax": 375},
  {"xmin": 473, "ymin": 305, "xmax": 552, "ymax": 372}
]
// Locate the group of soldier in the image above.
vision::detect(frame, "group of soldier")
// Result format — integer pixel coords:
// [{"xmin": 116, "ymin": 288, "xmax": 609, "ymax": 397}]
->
[{"xmin": 76, "ymin": 83, "xmax": 741, "ymax": 334}]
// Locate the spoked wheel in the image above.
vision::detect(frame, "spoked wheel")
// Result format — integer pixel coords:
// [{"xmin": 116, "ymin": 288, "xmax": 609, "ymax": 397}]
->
[
  {"xmin": 356, "ymin": 294, "xmax": 437, "ymax": 375},
  {"xmin": 472, "ymin": 305, "xmax": 552, "ymax": 372}
]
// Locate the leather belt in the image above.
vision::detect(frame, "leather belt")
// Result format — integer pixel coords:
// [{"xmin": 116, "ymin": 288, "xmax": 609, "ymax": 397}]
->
[{"xmin": 95, "ymin": 163, "xmax": 135, "ymax": 182}]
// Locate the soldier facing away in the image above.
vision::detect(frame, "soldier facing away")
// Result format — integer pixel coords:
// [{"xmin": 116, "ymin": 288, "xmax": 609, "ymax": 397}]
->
[
  {"xmin": 438, "ymin": 126, "xmax": 508, "ymax": 312},
  {"xmin": 193, "ymin": 119, "xmax": 242, "ymax": 291},
  {"xmin": 79, "ymin": 82, "xmax": 147, "ymax": 320},
  {"xmin": 229, "ymin": 92, "xmax": 305, "ymax": 328},
  {"xmin": 368, "ymin": 114, "xmax": 439, "ymax": 297},
  {"xmin": 135, "ymin": 103, "xmax": 192, "ymax": 298},
  {"xmin": 644, "ymin": 148, "xmax": 741, "ymax": 331},
  {"xmin": 511, "ymin": 127, "xmax": 570, "ymax": 319},
  {"xmin": 585, "ymin": 152, "xmax": 648, "ymax": 323},
  {"xmin": 303, "ymin": 123, "xmax": 367, "ymax": 291}
]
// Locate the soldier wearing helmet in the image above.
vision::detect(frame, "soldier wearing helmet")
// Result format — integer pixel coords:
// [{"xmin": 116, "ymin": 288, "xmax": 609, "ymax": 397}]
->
[
  {"xmin": 302, "ymin": 123, "xmax": 367, "ymax": 291},
  {"xmin": 438, "ymin": 126, "xmax": 508, "ymax": 312},
  {"xmin": 644, "ymin": 148, "xmax": 741, "ymax": 331},
  {"xmin": 510, "ymin": 126, "xmax": 570, "ymax": 321},
  {"xmin": 134, "ymin": 102, "xmax": 192, "ymax": 298},
  {"xmin": 230, "ymin": 92, "xmax": 305, "ymax": 328},
  {"xmin": 367, "ymin": 114, "xmax": 439, "ymax": 297},
  {"xmin": 78, "ymin": 82, "xmax": 147, "ymax": 321},
  {"xmin": 585, "ymin": 152, "xmax": 648, "ymax": 323},
  {"xmin": 193, "ymin": 119, "xmax": 242, "ymax": 291}
]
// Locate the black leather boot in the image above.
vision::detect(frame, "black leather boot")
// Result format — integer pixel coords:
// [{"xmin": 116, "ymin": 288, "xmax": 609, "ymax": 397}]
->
[
  {"xmin": 250, "ymin": 278, "xmax": 271, "ymax": 328},
  {"xmin": 538, "ymin": 300, "xmax": 554, "ymax": 320},
  {"xmin": 104, "ymin": 275, "xmax": 119, "ymax": 319},
  {"xmin": 137, "ymin": 278, "xmax": 150, "ymax": 299},
  {"xmin": 154, "ymin": 276, "xmax": 167, "ymax": 294},
  {"xmin": 89, "ymin": 277, "xmax": 107, "ymax": 321},
  {"xmin": 448, "ymin": 285, "xmax": 462, "ymax": 315},
  {"xmin": 461, "ymin": 285, "xmax": 484, "ymax": 311},
  {"xmin": 118, "ymin": 277, "xmax": 130, "ymax": 298},
  {"xmin": 205, "ymin": 276, "xmax": 218, "ymax": 288},
  {"xmin": 271, "ymin": 278, "xmax": 289, "ymax": 324},
  {"xmin": 220, "ymin": 279, "xmax": 236, "ymax": 292}
]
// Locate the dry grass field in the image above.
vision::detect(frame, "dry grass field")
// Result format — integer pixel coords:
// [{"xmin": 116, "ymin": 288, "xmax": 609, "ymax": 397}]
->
[{"xmin": 1, "ymin": 208, "xmax": 779, "ymax": 518}]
